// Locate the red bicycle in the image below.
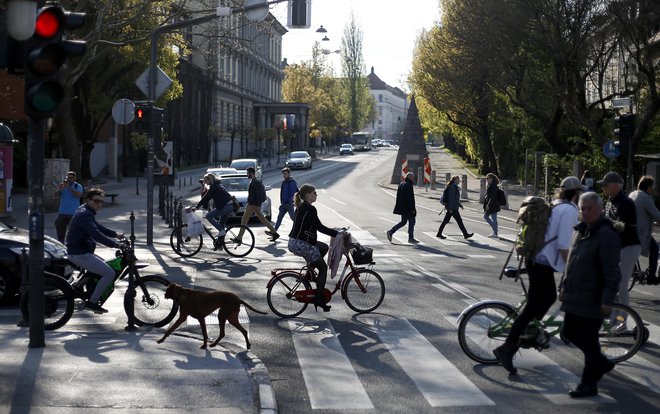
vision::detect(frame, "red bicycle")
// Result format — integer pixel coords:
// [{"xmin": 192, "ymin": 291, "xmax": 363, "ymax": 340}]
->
[{"xmin": 266, "ymin": 238, "xmax": 385, "ymax": 317}]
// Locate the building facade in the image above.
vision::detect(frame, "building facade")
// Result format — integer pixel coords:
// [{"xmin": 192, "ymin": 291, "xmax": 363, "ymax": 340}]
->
[{"xmin": 366, "ymin": 67, "xmax": 407, "ymax": 142}]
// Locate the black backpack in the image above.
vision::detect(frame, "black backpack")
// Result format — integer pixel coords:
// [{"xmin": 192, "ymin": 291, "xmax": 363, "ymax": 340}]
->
[{"xmin": 498, "ymin": 188, "xmax": 507, "ymax": 206}]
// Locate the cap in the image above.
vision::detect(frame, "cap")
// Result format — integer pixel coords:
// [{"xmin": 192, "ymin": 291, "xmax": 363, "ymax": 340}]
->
[
  {"xmin": 560, "ymin": 176, "xmax": 587, "ymax": 191},
  {"xmin": 597, "ymin": 172, "xmax": 624, "ymax": 185}
]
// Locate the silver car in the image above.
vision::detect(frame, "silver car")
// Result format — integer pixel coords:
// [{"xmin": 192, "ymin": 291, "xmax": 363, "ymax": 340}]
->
[
  {"xmin": 218, "ymin": 174, "xmax": 271, "ymax": 220},
  {"xmin": 285, "ymin": 151, "xmax": 312, "ymax": 170},
  {"xmin": 229, "ymin": 159, "xmax": 262, "ymax": 180}
]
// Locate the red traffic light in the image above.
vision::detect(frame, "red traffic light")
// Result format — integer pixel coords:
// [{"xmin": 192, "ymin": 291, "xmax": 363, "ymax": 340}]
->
[
  {"xmin": 136, "ymin": 108, "xmax": 144, "ymax": 119},
  {"xmin": 34, "ymin": 8, "xmax": 62, "ymax": 38}
]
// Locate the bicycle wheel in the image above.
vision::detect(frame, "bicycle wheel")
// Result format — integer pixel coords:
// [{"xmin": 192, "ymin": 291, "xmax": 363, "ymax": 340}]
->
[
  {"xmin": 20, "ymin": 273, "xmax": 75, "ymax": 331},
  {"xmin": 267, "ymin": 272, "xmax": 311, "ymax": 318},
  {"xmin": 457, "ymin": 302, "xmax": 518, "ymax": 364},
  {"xmin": 124, "ymin": 275, "xmax": 179, "ymax": 327},
  {"xmin": 342, "ymin": 269, "xmax": 385, "ymax": 313},
  {"xmin": 628, "ymin": 262, "xmax": 643, "ymax": 291},
  {"xmin": 222, "ymin": 224, "xmax": 255, "ymax": 257},
  {"xmin": 170, "ymin": 225, "xmax": 203, "ymax": 257},
  {"xmin": 599, "ymin": 303, "xmax": 645, "ymax": 362}
]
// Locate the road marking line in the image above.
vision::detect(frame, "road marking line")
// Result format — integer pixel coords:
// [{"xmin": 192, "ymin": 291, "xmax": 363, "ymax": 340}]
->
[
  {"xmin": 433, "ymin": 283, "xmax": 454, "ymax": 293},
  {"xmin": 288, "ymin": 320, "xmax": 373, "ymax": 409},
  {"xmin": 446, "ymin": 282, "xmax": 472, "ymax": 293},
  {"xmin": 466, "ymin": 254, "xmax": 497, "ymax": 259},
  {"xmin": 422, "ymin": 232, "xmax": 462, "ymax": 245},
  {"xmin": 420, "ymin": 253, "xmax": 448, "ymax": 257},
  {"xmin": 368, "ymin": 317, "xmax": 494, "ymax": 407},
  {"xmin": 330, "ymin": 197, "xmax": 347, "ymax": 206},
  {"xmin": 468, "ymin": 234, "xmax": 507, "ymax": 247}
]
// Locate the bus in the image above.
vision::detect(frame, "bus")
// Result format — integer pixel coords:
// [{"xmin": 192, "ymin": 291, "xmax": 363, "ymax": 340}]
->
[{"xmin": 350, "ymin": 132, "xmax": 373, "ymax": 151}]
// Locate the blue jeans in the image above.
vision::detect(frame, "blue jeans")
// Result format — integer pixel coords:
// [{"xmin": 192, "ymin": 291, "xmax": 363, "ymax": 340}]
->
[
  {"xmin": 391, "ymin": 214, "xmax": 416, "ymax": 239},
  {"xmin": 206, "ymin": 203, "xmax": 234, "ymax": 233},
  {"xmin": 275, "ymin": 203, "xmax": 295, "ymax": 231},
  {"xmin": 484, "ymin": 211, "xmax": 498, "ymax": 234}
]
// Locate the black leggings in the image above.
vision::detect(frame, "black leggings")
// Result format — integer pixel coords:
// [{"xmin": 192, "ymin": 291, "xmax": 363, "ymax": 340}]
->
[
  {"xmin": 505, "ymin": 262, "xmax": 557, "ymax": 345},
  {"xmin": 437, "ymin": 210, "xmax": 469, "ymax": 237},
  {"xmin": 309, "ymin": 241, "xmax": 329, "ymax": 294}
]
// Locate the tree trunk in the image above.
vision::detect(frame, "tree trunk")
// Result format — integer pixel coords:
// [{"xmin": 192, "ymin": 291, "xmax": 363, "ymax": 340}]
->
[{"xmin": 55, "ymin": 90, "xmax": 81, "ymax": 174}]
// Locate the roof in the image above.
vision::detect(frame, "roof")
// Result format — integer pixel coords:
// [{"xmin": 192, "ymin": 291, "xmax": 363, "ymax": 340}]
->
[{"xmin": 367, "ymin": 67, "xmax": 407, "ymax": 99}]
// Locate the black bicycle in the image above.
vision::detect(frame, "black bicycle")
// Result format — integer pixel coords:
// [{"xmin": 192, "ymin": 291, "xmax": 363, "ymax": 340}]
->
[
  {"xmin": 21, "ymin": 242, "xmax": 179, "ymax": 330},
  {"xmin": 169, "ymin": 216, "xmax": 255, "ymax": 258}
]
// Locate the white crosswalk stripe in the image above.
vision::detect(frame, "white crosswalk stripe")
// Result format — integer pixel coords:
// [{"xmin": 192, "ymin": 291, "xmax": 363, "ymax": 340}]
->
[{"xmin": 422, "ymin": 231, "xmax": 462, "ymax": 245}]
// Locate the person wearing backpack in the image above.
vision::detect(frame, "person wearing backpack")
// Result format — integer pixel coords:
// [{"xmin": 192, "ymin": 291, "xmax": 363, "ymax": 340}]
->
[
  {"xmin": 235, "ymin": 167, "xmax": 279, "ymax": 242},
  {"xmin": 483, "ymin": 173, "xmax": 501, "ymax": 238},
  {"xmin": 599, "ymin": 171, "xmax": 641, "ymax": 309},
  {"xmin": 493, "ymin": 176, "xmax": 584, "ymax": 375},
  {"xmin": 436, "ymin": 176, "xmax": 473, "ymax": 239}
]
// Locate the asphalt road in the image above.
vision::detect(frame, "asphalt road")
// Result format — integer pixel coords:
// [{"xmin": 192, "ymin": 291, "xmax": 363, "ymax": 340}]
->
[{"xmin": 3, "ymin": 147, "xmax": 659, "ymax": 413}]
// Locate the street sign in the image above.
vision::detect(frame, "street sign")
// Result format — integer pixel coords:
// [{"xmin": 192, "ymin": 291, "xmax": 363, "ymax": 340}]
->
[
  {"xmin": 135, "ymin": 66, "xmax": 172, "ymax": 100},
  {"xmin": 244, "ymin": 0, "xmax": 268, "ymax": 21},
  {"xmin": 603, "ymin": 140, "xmax": 620, "ymax": 159},
  {"xmin": 112, "ymin": 99, "xmax": 135, "ymax": 125}
]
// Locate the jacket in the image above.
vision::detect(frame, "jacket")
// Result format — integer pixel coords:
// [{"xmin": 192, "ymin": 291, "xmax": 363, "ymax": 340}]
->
[
  {"xmin": 393, "ymin": 178, "xmax": 415, "ymax": 216},
  {"xmin": 483, "ymin": 181, "xmax": 500, "ymax": 214},
  {"xmin": 197, "ymin": 182, "xmax": 232, "ymax": 210},
  {"xmin": 445, "ymin": 183, "xmax": 462, "ymax": 211},
  {"xmin": 605, "ymin": 190, "xmax": 640, "ymax": 247},
  {"xmin": 630, "ymin": 190, "xmax": 660, "ymax": 256},
  {"xmin": 247, "ymin": 178, "xmax": 265, "ymax": 206},
  {"xmin": 280, "ymin": 178, "xmax": 299, "ymax": 205},
  {"xmin": 560, "ymin": 216, "xmax": 622, "ymax": 320},
  {"xmin": 289, "ymin": 201, "xmax": 338, "ymax": 246},
  {"xmin": 66, "ymin": 204, "xmax": 119, "ymax": 255}
]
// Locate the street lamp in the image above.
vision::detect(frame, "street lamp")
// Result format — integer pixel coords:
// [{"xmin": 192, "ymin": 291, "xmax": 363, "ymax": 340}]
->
[{"xmin": 316, "ymin": 25, "xmax": 327, "ymax": 33}]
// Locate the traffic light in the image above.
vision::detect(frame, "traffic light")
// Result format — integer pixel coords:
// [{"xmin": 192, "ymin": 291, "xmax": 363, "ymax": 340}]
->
[
  {"xmin": 288, "ymin": 0, "xmax": 311, "ymax": 28},
  {"xmin": 134, "ymin": 105, "xmax": 149, "ymax": 133},
  {"xmin": 613, "ymin": 114, "xmax": 635, "ymax": 158},
  {"xmin": 24, "ymin": 4, "xmax": 86, "ymax": 116}
]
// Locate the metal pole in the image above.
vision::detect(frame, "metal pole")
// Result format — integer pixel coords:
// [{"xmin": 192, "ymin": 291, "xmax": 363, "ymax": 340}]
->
[{"xmin": 27, "ymin": 117, "xmax": 45, "ymax": 347}]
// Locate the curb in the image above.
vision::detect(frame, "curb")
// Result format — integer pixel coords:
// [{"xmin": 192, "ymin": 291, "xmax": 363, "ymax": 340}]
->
[{"xmin": 224, "ymin": 343, "xmax": 278, "ymax": 414}]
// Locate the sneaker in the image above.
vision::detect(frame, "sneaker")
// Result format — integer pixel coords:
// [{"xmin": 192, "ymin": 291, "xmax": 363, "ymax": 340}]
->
[
  {"xmin": 270, "ymin": 232, "xmax": 280, "ymax": 242},
  {"xmin": 493, "ymin": 343, "xmax": 518, "ymax": 375},
  {"xmin": 487, "ymin": 232, "xmax": 498, "ymax": 238},
  {"xmin": 408, "ymin": 238, "xmax": 420, "ymax": 244},
  {"xmin": 464, "ymin": 233, "xmax": 474, "ymax": 239},
  {"xmin": 84, "ymin": 301, "xmax": 108, "ymax": 314},
  {"xmin": 436, "ymin": 233, "xmax": 446, "ymax": 239},
  {"xmin": 568, "ymin": 382, "xmax": 598, "ymax": 398},
  {"xmin": 386, "ymin": 230, "xmax": 393, "ymax": 242}
]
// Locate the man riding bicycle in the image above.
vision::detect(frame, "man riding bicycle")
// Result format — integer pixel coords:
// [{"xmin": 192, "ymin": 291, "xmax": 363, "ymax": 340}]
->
[{"xmin": 66, "ymin": 188, "xmax": 126, "ymax": 314}]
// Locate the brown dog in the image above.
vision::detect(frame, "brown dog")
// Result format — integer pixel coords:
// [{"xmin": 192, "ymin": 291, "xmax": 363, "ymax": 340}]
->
[{"xmin": 157, "ymin": 283, "xmax": 267, "ymax": 349}]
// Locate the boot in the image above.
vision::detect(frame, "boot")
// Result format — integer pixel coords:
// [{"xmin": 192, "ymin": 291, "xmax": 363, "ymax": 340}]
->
[
  {"xmin": 493, "ymin": 343, "xmax": 518, "ymax": 375},
  {"xmin": 313, "ymin": 292, "xmax": 331, "ymax": 312}
]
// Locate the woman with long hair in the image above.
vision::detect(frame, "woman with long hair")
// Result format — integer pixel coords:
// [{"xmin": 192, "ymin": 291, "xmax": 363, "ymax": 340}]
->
[
  {"xmin": 288, "ymin": 184, "xmax": 339, "ymax": 312},
  {"xmin": 437, "ymin": 176, "xmax": 473, "ymax": 239},
  {"xmin": 483, "ymin": 173, "xmax": 501, "ymax": 238}
]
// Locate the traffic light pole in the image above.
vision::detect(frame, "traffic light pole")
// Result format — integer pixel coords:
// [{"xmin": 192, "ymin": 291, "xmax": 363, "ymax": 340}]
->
[{"xmin": 27, "ymin": 116, "xmax": 46, "ymax": 347}]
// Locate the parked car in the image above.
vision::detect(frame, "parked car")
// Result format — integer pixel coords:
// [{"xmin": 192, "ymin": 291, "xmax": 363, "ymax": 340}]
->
[
  {"xmin": 0, "ymin": 220, "xmax": 74, "ymax": 304},
  {"xmin": 229, "ymin": 159, "xmax": 262, "ymax": 180},
  {"xmin": 207, "ymin": 167, "xmax": 238, "ymax": 177},
  {"xmin": 217, "ymin": 173, "xmax": 272, "ymax": 220},
  {"xmin": 285, "ymin": 151, "xmax": 313, "ymax": 170},
  {"xmin": 340, "ymin": 143, "xmax": 354, "ymax": 155}
]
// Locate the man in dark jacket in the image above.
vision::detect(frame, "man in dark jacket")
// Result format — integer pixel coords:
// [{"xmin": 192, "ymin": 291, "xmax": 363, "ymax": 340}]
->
[
  {"xmin": 237, "ymin": 167, "xmax": 278, "ymax": 242},
  {"xmin": 274, "ymin": 167, "xmax": 298, "ymax": 232},
  {"xmin": 387, "ymin": 172, "xmax": 418, "ymax": 243},
  {"xmin": 66, "ymin": 188, "xmax": 125, "ymax": 314},
  {"xmin": 561, "ymin": 191, "xmax": 621, "ymax": 398}
]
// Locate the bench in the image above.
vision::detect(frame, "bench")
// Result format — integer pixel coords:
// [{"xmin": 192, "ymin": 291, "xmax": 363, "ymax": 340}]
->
[{"xmin": 105, "ymin": 193, "xmax": 119, "ymax": 204}]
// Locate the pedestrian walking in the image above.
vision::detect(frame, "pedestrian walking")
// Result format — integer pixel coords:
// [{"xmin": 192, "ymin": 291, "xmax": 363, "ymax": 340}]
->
[
  {"xmin": 196, "ymin": 173, "xmax": 235, "ymax": 237},
  {"xmin": 629, "ymin": 175, "xmax": 660, "ymax": 285},
  {"xmin": 493, "ymin": 176, "xmax": 583, "ymax": 375},
  {"xmin": 436, "ymin": 176, "xmax": 473, "ymax": 239},
  {"xmin": 54, "ymin": 171, "xmax": 83, "ymax": 243},
  {"xmin": 273, "ymin": 167, "xmax": 298, "ymax": 232},
  {"xmin": 386, "ymin": 172, "xmax": 418, "ymax": 244},
  {"xmin": 561, "ymin": 191, "xmax": 621, "ymax": 397},
  {"xmin": 236, "ymin": 167, "xmax": 278, "ymax": 242},
  {"xmin": 599, "ymin": 172, "xmax": 641, "ymax": 307},
  {"xmin": 483, "ymin": 173, "xmax": 501, "ymax": 238}
]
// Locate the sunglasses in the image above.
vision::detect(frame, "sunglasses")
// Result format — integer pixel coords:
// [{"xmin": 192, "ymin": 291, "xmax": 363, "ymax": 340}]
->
[{"xmin": 90, "ymin": 198, "xmax": 105, "ymax": 204}]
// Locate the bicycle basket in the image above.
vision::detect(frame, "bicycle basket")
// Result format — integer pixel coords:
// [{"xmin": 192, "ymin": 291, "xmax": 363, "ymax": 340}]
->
[{"xmin": 350, "ymin": 244, "xmax": 373, "ymax": 265}]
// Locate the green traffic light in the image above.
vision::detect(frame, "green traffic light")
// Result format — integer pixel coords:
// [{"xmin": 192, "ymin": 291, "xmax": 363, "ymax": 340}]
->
[{"xmin": 26, "ymin": 81, "xmax": 64, "ymax": 113}]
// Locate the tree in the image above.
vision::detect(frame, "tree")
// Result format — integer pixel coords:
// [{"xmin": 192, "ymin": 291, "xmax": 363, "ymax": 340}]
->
[{"xmin": 340, "ymin": 12, "xmax": 375, "ymax": 132}]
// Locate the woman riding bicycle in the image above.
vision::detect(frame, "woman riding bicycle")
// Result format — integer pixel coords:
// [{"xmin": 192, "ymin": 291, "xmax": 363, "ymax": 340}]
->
[
  {"xmin": 288, "ymin": 184, "xmax": 338, "ymax": 312},
  {"xmin": 197, "ymin": 173, "xmax": 236, "ymax": 237}
]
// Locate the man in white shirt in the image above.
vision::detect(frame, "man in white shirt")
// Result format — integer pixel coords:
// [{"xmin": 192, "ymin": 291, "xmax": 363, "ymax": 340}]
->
[{"xmin": 494, "ymin": 176, "xmax": 584, "ymax": 375}]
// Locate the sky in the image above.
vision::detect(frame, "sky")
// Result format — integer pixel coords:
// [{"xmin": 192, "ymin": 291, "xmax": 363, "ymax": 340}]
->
[{"xmin": 269, "ymin": 0, "xmax": 442, "ymax": 91}]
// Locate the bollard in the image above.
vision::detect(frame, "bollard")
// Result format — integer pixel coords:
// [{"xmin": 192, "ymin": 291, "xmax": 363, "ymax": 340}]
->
[
  {"xmin": 417, "ymin": 167, "xmax": 424, "ymax": 186},
  {"xmin": 430, "ymin": 170, "xmax": 436, "ymax": 190},
  {"xmin": 178, "ymin": 178, "xmax": 181, "ymax": 189},
  {"xmin": 501, "ymin": 180, "xmax": 509, "ymax": 210},
  {"xmin": 479, "ymin": 177, "xmax": 486, "ymax": 204},
  {"xmin": 165, "ymin": 190, "xmax": 171, "ymax": 225},
  {"xmin": 168, "ymin": 192, "xmax": 175, "ymax": 228},
  {"xmin": 461, "ymin": 174, "xmax": 468, "ymax": 200},
  {"xmin": 129, "ymin": 211, "xmax": 136, "ymax": 248},
  {"xmin": 526, "ymin": 184, "xmax": 535, "ymax": 196}
]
